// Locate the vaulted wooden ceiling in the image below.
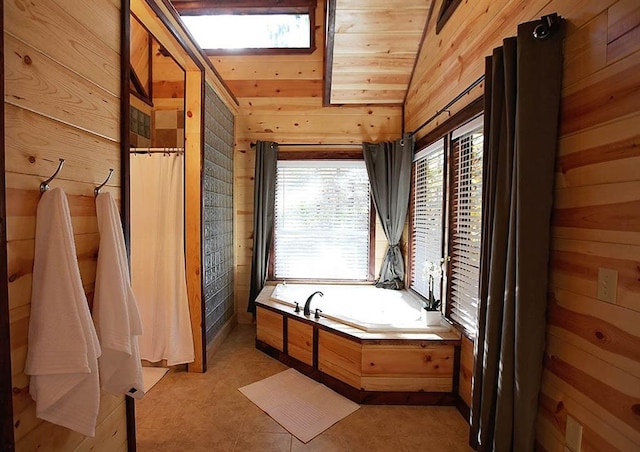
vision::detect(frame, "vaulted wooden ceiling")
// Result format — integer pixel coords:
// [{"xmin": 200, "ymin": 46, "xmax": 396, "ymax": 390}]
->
[
  {"xmin": 328, "ymin": 0, "xmax": 433, "ymax": 104},
  {"xmin": 170, "ymin": 0, "xmax": 434, "ymax": 105}
]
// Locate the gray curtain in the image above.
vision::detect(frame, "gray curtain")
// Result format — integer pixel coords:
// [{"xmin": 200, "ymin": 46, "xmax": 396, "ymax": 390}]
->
[
  {"xmin": 363, "ymin": 134, "xmax": 413, "ymax": 289},
  {"xmin": 247, "ymin": 141, "xmax": 278, "ymax": 315},
  {"xmin": 471, "ymin": 17, "xmax": 564, "ymax": 451}
]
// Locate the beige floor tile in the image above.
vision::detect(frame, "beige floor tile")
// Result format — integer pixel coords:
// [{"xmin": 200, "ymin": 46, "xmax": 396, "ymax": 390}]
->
[
  {"xmin": 234, "ymin": 432, "xmax": 292, "ymax": 452},
  {"xmin": 290, "ymin": 430, "xmax": 350, "ymax": 452},
  {"xmin": 241, "ymin": 403, "xmax": 289, "ymax": 434},
  {"xmin": 135, "ymin": 324, "xmax": 472, "ymax": 451}
]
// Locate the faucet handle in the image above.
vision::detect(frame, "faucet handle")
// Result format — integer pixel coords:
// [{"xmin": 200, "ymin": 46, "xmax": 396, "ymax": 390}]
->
[
  {"xmin": 315, "ymin": 308, "xmax": 322, "ymax": 319},
  {"xmin": 294, "ymin": 302, "xmax": 300, "ymax": 313}
]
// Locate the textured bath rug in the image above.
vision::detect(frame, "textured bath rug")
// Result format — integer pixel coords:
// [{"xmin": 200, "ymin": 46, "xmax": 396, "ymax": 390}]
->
[
  {"xmin": 142, "ymin": 367, "xmax": 169, "ymax": 393},
  {"xmin": 239, "ymin": 368, "xmax": 360, "ymax": 443}
]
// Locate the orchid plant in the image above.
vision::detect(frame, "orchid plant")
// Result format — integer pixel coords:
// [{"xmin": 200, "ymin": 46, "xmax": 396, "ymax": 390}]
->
[{"xmin": 422, "ymin": 259, "xmax": 445, "ymax": 311}]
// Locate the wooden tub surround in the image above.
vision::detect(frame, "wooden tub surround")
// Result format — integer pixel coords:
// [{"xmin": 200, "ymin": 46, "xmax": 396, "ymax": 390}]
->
[{"xmin": 255, "ymin": 285, "xmax": 462, "ymax": 405}]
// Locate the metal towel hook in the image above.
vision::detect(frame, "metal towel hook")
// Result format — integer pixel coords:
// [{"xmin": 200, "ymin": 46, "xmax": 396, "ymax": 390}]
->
[
  {"xmin": 40, "ymin": 158, "xmax": 65, "ymax": 193},
  {"xmin": 533, "ymin": 13, "xmax": 559, "ymax": 39},
  {"xmin": 94, "ymin": 168, "xmax": 114, "ymax": 196}
]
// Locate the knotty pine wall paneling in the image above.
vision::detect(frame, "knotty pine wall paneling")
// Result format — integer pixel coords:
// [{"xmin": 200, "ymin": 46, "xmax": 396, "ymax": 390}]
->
[
  {"xmin": 405, "ymin": 0, "xmax": 640, "ymax": 449},
  {"xmin": 5, "ymin": 0, "xmax": 127, "ymax": 450},
  {"xmin": 212, "ymin": 0, "xmax": 404, "ymax": 323}
]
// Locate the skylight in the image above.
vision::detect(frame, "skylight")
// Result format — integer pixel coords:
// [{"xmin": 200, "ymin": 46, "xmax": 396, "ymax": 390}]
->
[{"xmin": 181, "ymin": 14, "xmax": 311, "ymax": 50}]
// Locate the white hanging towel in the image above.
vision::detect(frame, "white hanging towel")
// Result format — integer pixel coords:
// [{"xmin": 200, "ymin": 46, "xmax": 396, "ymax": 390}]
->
[
  {"xmin": 24, "ymin": 188, "xmax": 101, "ymax": 437},
  {"xmin": 93, "ymin": 192, "xmax": 144, "ymax": 399}
]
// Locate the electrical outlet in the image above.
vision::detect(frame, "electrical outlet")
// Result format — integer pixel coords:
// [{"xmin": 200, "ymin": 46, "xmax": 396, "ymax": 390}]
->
[
  {"xmin": 565, "ymin": 415, "xmax": 583, "ymax": 452},
  {"xmin": 596, "ymin": 267, "xmax": 618, "ymax": 303}
]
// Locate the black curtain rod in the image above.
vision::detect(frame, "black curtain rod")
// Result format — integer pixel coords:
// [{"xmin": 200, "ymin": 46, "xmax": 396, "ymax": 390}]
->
[
  {"xmin": 250, "ymin": 142, "xmax": 361, "ymax": 148},
  {"xmin": 408, "ymin": 13, "xmax": 560, "ymax": 138},
  {"xmin": 409, "ymin": 75, "xmax": 485, "ymax": 138},
  {"xmin": 130, "ymin": 150, "xmax": 184, "ymax": 154}
]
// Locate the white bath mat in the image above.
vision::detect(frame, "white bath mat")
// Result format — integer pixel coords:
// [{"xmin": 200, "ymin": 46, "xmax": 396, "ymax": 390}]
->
[
  {"xmin": 142, "ymin": 367, "xmax": 169, "ymax": 393},
  {"xmin": 239, "ymin": 368, "xmax": 360, "ymax": 443}
]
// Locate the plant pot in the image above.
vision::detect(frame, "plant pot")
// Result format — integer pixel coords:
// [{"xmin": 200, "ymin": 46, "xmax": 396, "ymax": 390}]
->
[{"xmin": 424, "ymin": 310, "xmax": 442, "ymax": 326}]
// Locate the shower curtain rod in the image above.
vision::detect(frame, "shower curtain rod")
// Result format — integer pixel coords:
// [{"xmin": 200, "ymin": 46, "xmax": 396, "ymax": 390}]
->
[
  {"xmin": 409, "ymin": 75, "xmax": 485, "ymax": 138},
  {"xmin": 249, "ymin": 142, "xmax": 361, "ymax": 148}
]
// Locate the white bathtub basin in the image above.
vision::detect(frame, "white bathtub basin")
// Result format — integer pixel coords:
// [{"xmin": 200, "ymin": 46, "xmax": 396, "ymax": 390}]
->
[{"xmin": 269, "ymin": 283, "xmax": 450, "ymax": 333}]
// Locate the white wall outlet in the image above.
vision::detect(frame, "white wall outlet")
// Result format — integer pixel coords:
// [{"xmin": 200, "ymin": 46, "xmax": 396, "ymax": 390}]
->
[
  {"xmin": 565, "ymin": 414, "xmax": 583, "ymax": 452},
  {"xmin": 596, "ymin": 267, "xmax": 618, "ymax": 303}
]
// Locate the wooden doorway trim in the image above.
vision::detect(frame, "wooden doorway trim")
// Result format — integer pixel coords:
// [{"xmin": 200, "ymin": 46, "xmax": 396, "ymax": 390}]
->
[
  {"xmin": 120, "ymin": 1, "xmax": 138, "ymax": 451},
  {"xmin": 1, "ymin": 0, "xmax": 16, "ymax": 449}
]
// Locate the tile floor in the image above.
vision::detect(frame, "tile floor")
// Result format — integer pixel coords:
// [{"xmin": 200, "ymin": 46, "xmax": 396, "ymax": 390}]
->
[{"xmin": 136, "ymin": 324, "xmax": 473, "ymax": 451}]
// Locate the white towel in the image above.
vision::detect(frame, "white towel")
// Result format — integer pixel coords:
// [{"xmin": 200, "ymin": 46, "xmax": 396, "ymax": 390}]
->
[
  {"xmin": 93, "ymin": 192, "xmax": 144, "ymax": 399},
  {"xmin": 24, "ymin": 188, "xmax": 101, "ymax": 437}
]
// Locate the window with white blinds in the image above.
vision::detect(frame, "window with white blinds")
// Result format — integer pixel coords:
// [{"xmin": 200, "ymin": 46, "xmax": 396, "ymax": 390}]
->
[
  {"xmin": 410, "ymin": 140, "xmax": 445, "ymax": 300},
  {"xmin": 448, "ymin": 122, "xmax": 483, "ymax": 336},
  {"xmin": 273, "ymin": 160, "xmax": 371, "ymax": 280},
  {"xmin": 408, "ymin": 114, "xmax": 483, "ymax": 338}
]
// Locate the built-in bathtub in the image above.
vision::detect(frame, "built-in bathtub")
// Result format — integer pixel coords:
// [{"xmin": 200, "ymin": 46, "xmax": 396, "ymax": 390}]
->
[
  {"xmin": 270, "ymin": 283, "xmax": 449, "ymax": 333},
  {"xmin": 254, "ymin": 283, "xmax": 462, "ymax": 405}
]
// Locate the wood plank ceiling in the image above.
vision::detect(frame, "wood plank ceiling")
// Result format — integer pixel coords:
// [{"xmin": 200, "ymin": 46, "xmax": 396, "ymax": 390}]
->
[
  {"xmin": 329, "ymin": 0, "xmax": 433, "ymax": 105},
  {"xmin": 170, "ymin": 0, "xmax": 433, "ymax": 105}
]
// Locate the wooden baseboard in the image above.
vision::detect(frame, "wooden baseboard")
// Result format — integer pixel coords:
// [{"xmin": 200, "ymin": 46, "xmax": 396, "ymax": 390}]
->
[
  {"xmin": 455, "ymin": 395, "xmax": 470, "ymax": 423},
  {"xmin": 256, "ymin": 339, "xmax": 458, "ymax": 406}
]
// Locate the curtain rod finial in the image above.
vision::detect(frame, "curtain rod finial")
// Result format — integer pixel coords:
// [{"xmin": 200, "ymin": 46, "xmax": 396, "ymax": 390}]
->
[{"xmin": 534, "ymin": 13, "xmax": 561, "ymax": 39}]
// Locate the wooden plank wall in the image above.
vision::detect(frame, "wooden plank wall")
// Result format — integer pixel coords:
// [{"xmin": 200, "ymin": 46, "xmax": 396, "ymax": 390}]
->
[
  {"xmin": 151, "ymin": 40, "xmax": 185, "ymax": 112},
  {"xmin": 4, "ymin": 0, "xmax": 127, "ymax": 450},
  {"xmin": 406, "ymin": 0, "xmax": 640, "ymax": 449},
  {"xmin": 211, "ymin": 0, "xmax": 403, "ymax": 323},
  {"xmin": 131, "ymin": 17, "xmax": 151, "ymax": 96}
]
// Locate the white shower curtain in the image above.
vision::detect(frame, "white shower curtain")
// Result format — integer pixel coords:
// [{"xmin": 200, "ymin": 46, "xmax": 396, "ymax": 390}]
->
[{"xmin": 130, "ymin": 153, "xmax": 194, "ymax": 366}]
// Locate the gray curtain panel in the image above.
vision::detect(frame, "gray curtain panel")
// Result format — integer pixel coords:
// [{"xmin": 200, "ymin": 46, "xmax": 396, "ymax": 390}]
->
[
  {"xmin": 363, "ymin": 134, "xmax": 414, "ymax": 289},
  {"xmin": 247, "ymin": 141, "xmax": 278, "ymax": 315},
  {"xmin": 471, "ymin": 17, "xmax": 564, "ymax": 452}
]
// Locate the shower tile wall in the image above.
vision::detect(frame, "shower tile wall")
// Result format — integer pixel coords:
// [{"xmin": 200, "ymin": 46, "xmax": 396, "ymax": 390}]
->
[
  {"xmin": 130, "ymin": 106, "xmax": 151, "ymax": 147},
  {"xmin": 203, "ymin": 83, "xmax": 235, "ymax": 345},
  {"xmin": 153, "ymin": 109, "xmax": 185, "ymax": 148}
]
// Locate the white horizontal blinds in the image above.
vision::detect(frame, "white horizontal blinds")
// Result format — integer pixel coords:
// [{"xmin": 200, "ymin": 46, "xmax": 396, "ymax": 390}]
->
[
  {"xmin": 449, "ymin": 125, "xmax": 484, "ymax": 336},
  {"xmin": 274, "ymin": 160, "xmax": 371, "ymax": 280},
  {"xmin": 410, "ymin": 140, "xmax": 445, "ymax": 299}
]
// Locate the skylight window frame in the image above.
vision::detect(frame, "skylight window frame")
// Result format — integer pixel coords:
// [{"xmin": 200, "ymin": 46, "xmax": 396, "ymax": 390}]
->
[{"xmin": 173, "ymin": 0, "xmax": 317, "ymax": 55}]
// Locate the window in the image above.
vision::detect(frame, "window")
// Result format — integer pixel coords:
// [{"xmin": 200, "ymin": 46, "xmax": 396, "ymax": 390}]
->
[
  {"xmin": 181, "ymin": 14, "xmax": 311, "ymax": 50},
  {"xmin": 409, "ymin": 115, "xmax": 483, "ymax": 338},
  {"xmin": 436, "ymin": 0, "xmax": 463, "ymax": 34},
  {"xmin": 410, "ymin": 140, "xmax": 445, "ymax": 300},
  {"xmin": 174, "ymin": 1, "xmax": 316, "ymax": 54},
  {"xmin": 273, "ymin": 160, "xmax": 372, "ymax": 280},
  {"xmin": 447, "ymin": 119, "xmax": 483, "ymax": 335}
]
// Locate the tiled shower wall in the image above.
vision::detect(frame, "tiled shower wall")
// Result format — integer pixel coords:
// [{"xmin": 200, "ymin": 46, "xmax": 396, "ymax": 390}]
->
[
  {"xmin": 130, "ymin": 106, "xmax": 151, "ymax": 147},
  {"xmin": 153, "ymin": 109, "xmax": 185, "ymax": 148},
  {"xmin": 203, "ymin": 83, "xmax": 235, "ymax": 345}
]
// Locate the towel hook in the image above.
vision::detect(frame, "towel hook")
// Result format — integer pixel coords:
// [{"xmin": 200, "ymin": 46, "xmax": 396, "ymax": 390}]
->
[
  {"xmin": 40, "ymin": 159, "xmax": 65, "ymax": 193},
  {"xmin": 94, "ymin": 168, "xmax": 114, "ymax": 196}
]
